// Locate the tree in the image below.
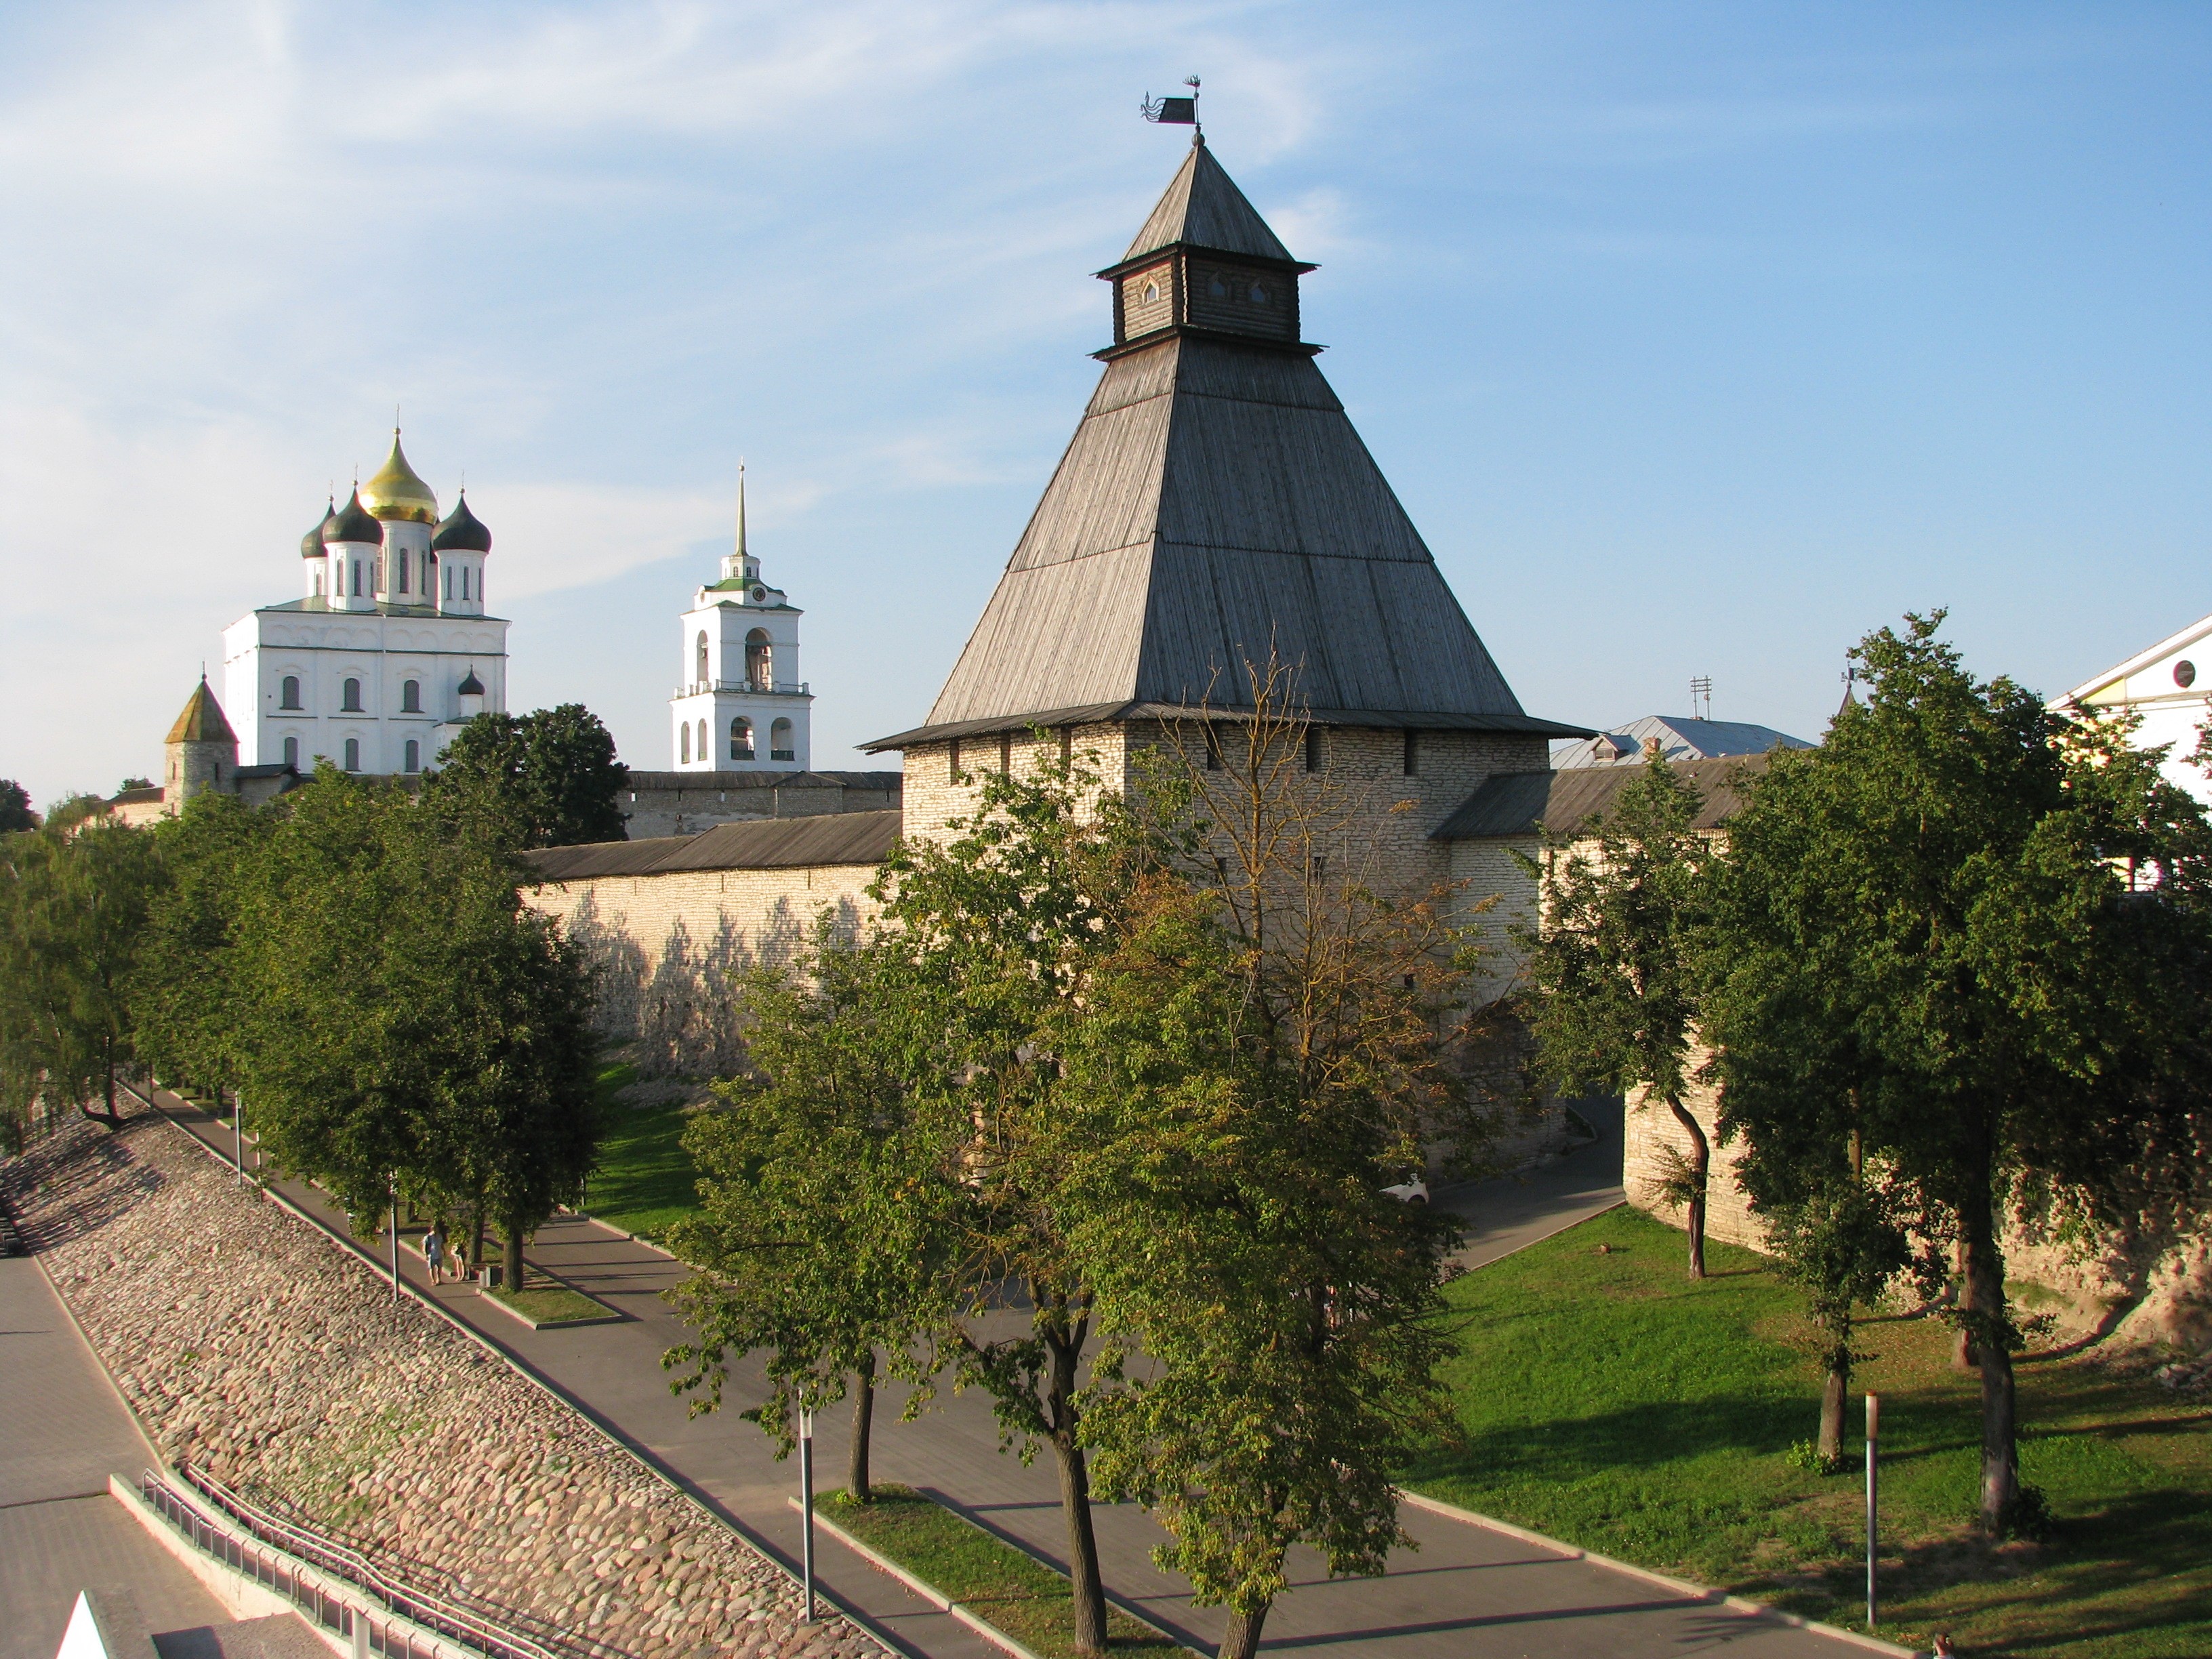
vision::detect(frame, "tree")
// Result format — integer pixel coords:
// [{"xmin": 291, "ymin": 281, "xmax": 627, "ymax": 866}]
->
[
  {"xmin": 422, "ymin": 703, "xmax": 630, "ymax": 848},
  {"xmin": 216, "ymin": 765, "xmax": 602, "ymax": 1260},
  {"xmin": 664, "ymin": 925, "xmax": 959, "ymax": 1502},
  {"xmin": 0, "ymin": 779, "xmax": 38, "ymax": 832},
  {"xmin": 1514, "ymin": 751, "xmax": 1719, "ymax": 1276},
  {"xmin": 0, "ymin": 817, "xmax": 163, "ymax": 1143},
  {"xmin": 1078, "ymin": 672, "xmax": 1477, "ymax": 1659},
  {"xmin": 135, "ymin": 792, "xmax": 273, "ymax": 1102},
  {"xmin": 1708, "ymin": 613, "xmax": 2212, "ymax": 1532}
]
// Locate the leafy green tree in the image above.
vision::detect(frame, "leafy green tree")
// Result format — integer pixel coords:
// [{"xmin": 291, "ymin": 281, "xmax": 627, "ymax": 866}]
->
[
  {"xmin": 135, "ymin": 792, "xmax": 273, "ymax": 1102},
  {"xmin": 1514, "ymin": 752, "xmax": 1719, "ymax": 1276},
  {"xmin": 664, "ymin": 925, "xmax": 960, "ymax": 1500},
  {"xmin": 1, "ymin": 780, "xmax": 40, "ymax": 832},
  {"xmin": 1761, "ymin": 1181, "xmax": 1916, "ymax": 1467},
  {"xmin": 423, "ymin": 703, "xmax": 630, "ymax": 848},
  {"xmin": 1708, "ymin": 613, "xmax": 2212, "ymax": 1532},
  {"xmin": 0, "ymin": 817, "xmax": 163, "ymax": 1143},
  {"xmin": 221, "ymin": 766, "xmax": 602, "ymax": 1261}
]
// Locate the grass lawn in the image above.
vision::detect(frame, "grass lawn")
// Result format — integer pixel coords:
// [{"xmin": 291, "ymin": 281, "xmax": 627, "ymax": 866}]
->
[
  {"xmin": 1405, "ymin": 1206, "xmax": 2212, "ymax": 1658},
  {"xmin": 486, "ymin": 1282, "xmax": 611, "ymax": 1326},
  {"xmin": 581, "ymin": 1061, "xmax": 705, "ymax": 1241},
  {"xmin": 818, "ymin": 1485, "xmax": 1181, "ymax": 1659}
]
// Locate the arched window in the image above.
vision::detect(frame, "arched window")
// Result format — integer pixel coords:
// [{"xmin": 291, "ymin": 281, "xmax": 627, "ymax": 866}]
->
[
  {"xmin": 401, "ymin": 679, "xmax": 421, "ymax": 714},
  {"xmin": 282, "ymin": 736, "xmax": 299, "ymax": 769},
  {"xmin": 313, "ymin": 569, "xmax": 324, "ymax": 596},
  {"xmin": 444, "ymin": 565, "xmax": 453, "ymax": 600},
  {"xmin": 697, "ymin": 718, "xmax": 708, "ymax": 760},
  {"xmin": 680, "ymin": 722, "xmax": 691, "ymax": 763},
  {"xmin": 770, "ymin": 718, "xmax": 794, "ymax": 761},
  {"xmin": 745, "ymin": 629, "xmax": 772, "ymax": 689},
  {"xmin": 341, "ymin": 678, "xmax": 363, "ymax": 712},
  {"xmin": 344, "ymin": 738, "xmax": 360, "ymax": 773},
  {"xmin": 696, "ymin": 632, "xmax": 710, "ymax": 688},
  {"xmin": 398, "ymin": 550, "xmax": 411, "ymax": 594},
  {"xmin": 461, "ymin": 567, "xmax": 472, "ymax": 601},
  {"xmin": 403, "ymin": 740, "xmax": 420, "ymax": 773},
  {"xmin": 731, "ymin": 718, "xmax": 754, "ymax": 760},
  {"xmin": 351, "ymin": 560, "xmax": 362, "ymax": 597},
  {"xmin": 373, "ymin": 552, "xmax": 385, "ymax": 592},
  {"xmin": 280, "ymin": 675, "xmax": 302, "ymax": 710}
]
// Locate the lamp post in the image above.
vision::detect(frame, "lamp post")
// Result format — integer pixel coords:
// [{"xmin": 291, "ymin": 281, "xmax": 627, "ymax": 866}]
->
[
  {"xmin": 798, "ymin": 1408, "xmax": 817, "ymax": 1622},
  {"xmin": 388, "ymin": 1179, "xmax": 401, "ymax": 1304},
  {"xmin": 1864, "ymin": 1392, "xmax": 1880, "ymax": 1631},
  {"xmin": 232, "ymin": 1091, "xmax": 243, "ymax": 1179}
]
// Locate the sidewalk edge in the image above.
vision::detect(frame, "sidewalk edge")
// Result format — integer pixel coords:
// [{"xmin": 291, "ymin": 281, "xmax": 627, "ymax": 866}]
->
[{"xmin": 1393, "ymin": 1488, "xmax": 1923, "ymax": 1658}]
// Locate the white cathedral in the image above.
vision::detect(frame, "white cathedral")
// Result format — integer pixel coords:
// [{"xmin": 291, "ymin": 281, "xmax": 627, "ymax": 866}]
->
[
  {"xmin": 220, "ymin": 430, "xmax": 510, "ymax": 776},
  {"xmin": 668, "ymin": 470, "xmax": 811, "ymax": 772}
]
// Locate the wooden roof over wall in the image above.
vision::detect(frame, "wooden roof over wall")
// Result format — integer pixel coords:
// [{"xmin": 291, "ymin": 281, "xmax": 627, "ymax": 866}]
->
[
  {"xmin": 1432, "ymin": 754, "xmax": 1775, "ymax": 841},
  {"xmin": 523, "ymin": 809, "xmax": 901, "ymax": 882}
]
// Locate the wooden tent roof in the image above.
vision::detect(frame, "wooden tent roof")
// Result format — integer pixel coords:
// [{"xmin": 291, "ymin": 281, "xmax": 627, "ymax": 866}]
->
[
  {"xmin": 867, "ymin": 150, "xmax": 1583, "ymax": 752},
  {"xmin": 1120, "ymin": 140, "xmax": 1296, "ymax": 266}
]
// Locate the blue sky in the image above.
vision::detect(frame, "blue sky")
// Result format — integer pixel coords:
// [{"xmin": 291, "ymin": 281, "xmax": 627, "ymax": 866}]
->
[{"xmin": 2, "ymin": 1, "xmax": 2207, "ymax": 808}]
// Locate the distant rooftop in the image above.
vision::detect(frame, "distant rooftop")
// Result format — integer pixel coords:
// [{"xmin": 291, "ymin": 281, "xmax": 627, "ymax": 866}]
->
[{"xmin": 1553, "ymin": 714, "xmax": 1812, "ymax": 770}]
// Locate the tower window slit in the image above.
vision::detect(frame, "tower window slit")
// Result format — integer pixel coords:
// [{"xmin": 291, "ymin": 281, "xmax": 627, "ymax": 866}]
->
[
  {"xmin": 1204, "ymin": 725, "xmax": 1224, "ymax": 771},
  {"xmin": 999, "ymin": 732, "xmax": 1013, "ymax": 775},
  {"xmin": 1304, "ymin": 726, "xmax": 1322, "ymax": 773},
  {"xmin": 1402, "ymin": 730, "xmax": 1419, "ymax": 777}
]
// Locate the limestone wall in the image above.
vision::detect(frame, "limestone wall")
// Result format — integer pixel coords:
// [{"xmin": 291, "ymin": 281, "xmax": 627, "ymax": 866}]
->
[
  {"xmin": 0, "ymin": 1106, "xmax": 880, "ymax": 1659},
  {"xmin": 1622, "ymin": 1078, "xmax": 2212, "ymax": 1355},
  {"xmin": 617, "ymin": 773, "xmax": 901, "ymax": 842},
  {"xmin": 527, "ymin": 863, "xmax": 881, "ymax": 1078}
]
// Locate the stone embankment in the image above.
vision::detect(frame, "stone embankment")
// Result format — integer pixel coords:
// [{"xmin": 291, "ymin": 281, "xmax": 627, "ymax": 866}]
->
[{"xmin": 0, "ymin": 1105, "xmax": 883, "ymax": 1659}]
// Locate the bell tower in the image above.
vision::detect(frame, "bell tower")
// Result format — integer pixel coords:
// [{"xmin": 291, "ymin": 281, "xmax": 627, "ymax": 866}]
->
[{"xmin": 670, "ymin": 468, "xmax": 813, "ymax": 772}]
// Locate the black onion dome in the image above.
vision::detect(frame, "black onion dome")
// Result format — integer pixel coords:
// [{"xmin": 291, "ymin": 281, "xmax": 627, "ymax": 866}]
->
[
  {"xmin": 301, "ymin": 503, "xmax": 337, "ymax": 557},
  {"xmin": 457, "ymin": 668, "xmax": 486, "ymax": 696},
  {"xmin": 432, "ymin": 491, "xmax": 491, "ymax": 553},
  {"xmin": 325, "ymin": 489, "xmax": 384, "ymax": 546}
]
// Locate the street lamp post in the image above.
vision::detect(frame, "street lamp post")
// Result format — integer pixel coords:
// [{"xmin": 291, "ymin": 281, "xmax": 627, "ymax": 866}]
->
[
  {"xmin": 1864, "ymin": 1392, "xmax": 1881, "ymax": 1631},
  {"xmin": 798, "ymin": 1408, "xmax": 817, "ymax": 1622},
  {"xmin": 388, "ymin": 1179, "xmax": 401, "ymax": 1305}
]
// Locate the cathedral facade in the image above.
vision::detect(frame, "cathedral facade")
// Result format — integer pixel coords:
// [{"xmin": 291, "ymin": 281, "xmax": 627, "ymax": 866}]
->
[{"xmin": 221, "ymin": 432, "xmax": 510, "ymax": 777}]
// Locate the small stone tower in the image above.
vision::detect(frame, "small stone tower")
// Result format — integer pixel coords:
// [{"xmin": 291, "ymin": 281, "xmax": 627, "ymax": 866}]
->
[
  {"xmin": 670, "ymin": 468, "xmax": 813, "ymax": 772},
  {"xmin": 165, "ymin": 678, "xmax": 239, "ymax": 812}
]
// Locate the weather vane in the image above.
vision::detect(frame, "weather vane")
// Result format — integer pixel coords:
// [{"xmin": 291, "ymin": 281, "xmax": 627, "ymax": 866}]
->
[{"xmin": 1141, "ymin": 77, "xmax": 1202, "ymax": 138}]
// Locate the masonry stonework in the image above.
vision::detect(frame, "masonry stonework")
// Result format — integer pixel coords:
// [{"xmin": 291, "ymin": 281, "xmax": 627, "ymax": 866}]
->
[{"xmin": 1, "ymin": 1107, "xmax": 883, "ymax": 1659}]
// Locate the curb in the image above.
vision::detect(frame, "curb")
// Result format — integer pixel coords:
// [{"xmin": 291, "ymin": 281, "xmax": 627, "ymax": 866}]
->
[
  {"xmin": 1395, "ymin": 1488, "xmax": 1924, "ymax": 1658},
  {"xmin": 795, "ymin": 1499, "xmax": 1050, "ymax": 1659}
]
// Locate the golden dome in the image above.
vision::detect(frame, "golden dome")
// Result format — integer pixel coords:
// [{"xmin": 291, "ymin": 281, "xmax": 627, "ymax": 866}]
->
[{"xmin": 360, "ymin": 430, "xmax": 438, "ymax": 524}]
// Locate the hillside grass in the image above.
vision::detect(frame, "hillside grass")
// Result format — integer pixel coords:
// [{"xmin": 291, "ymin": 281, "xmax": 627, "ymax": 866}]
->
[
  {"xmin": 1405, "ymin": 1206, "xmax": 2212, "ymax": 1658},
  {"xmin": 580, "ymin": 1061, "xmax": 704, "ymax": 1241}
]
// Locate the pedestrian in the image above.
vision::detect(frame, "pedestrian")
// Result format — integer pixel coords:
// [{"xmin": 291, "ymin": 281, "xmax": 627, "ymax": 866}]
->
[{"xmin": 424, "ymin": 1224, "xmax": 446, "ymax": 1284}]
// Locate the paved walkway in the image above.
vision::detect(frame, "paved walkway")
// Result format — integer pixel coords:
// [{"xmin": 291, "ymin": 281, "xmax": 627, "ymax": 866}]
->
[
  {"xmin": 143, "ymin": 1090, "xmax": 1884, "ymax": 1659},
  {"xmin": 0, "ymin": 1239, "xmax": 289, "ymax": 1659}
]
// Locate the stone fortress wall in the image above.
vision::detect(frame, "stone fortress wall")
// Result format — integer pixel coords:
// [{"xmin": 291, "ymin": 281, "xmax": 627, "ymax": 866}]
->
[
  {"xmin": 616, "ymin": 772, "xmax": 901, "ymax": 842},
  {"xmin": 1622, "ymin": 1073, "xmax": 2212, "ymax": 1357},
  {"xmin": 0, "ymin": 1105, "xmax": 881, "ymax": 1659}
]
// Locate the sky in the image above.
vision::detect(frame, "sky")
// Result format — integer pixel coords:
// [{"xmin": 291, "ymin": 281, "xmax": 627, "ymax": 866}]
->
[{"xmin": 2, "ymin": 1, "xmax": 2207, "ymax": 810}]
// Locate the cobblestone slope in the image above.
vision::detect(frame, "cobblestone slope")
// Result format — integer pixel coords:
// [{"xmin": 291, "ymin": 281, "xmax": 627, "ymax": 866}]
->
[{"xmin": 0, "ymin": 1107, "xmax": 883, "ymax": 1659}]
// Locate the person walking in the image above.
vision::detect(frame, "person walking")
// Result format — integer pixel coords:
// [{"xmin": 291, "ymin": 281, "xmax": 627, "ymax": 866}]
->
[{"xmin": 424, "ymin": 1224, "xmax": 447, "ymax": 1284}]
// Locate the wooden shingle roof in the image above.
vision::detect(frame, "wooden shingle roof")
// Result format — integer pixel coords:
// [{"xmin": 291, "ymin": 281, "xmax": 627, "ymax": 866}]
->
[
  {"xmin": 1432, "ymin": 755, "xmax": 1774, "ymax": 841},
  {"xmin": 1120, "ymin": 140, "xmax": 1296, "ymax": 266},
  {"xmin": 522, "ymin": 810, "xmax": 902, "ymax": 882},
  {"xmin": 866, "ymin": 150, "xmax": 1584, "ymax": 752}
]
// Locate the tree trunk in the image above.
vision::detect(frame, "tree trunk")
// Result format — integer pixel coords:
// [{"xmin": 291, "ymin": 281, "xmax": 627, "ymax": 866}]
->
[
  {"xmin": 1949, "ymin": 1242, "xmax": 1978, "ymax": 1370},
  {"xmin": 848, "ymin": 1351, "xmax": 876, "ymax": 1503},
  {"xmin": 1042, "ymin": 1320, "xmax": 1107, "ymax": 1656},
  {"xmin": 504, "ymin": 1214, "xmax": 526, "ymax": 1292},
  {"xmin": 1217, "ymin": 1603, "xmax": 1271, "ymax": 1659},
  {"xmin": 1666, "ymin": 1094, "xmax": 1710, "ymax": 1279},
  {"xmin": 1961, "ymin": 1206, "xmax": 2018, "ymax": 1532},
  {"xmin": 1817, "ymin": 1343, "xmax": 1849, "ymax": 1467}
]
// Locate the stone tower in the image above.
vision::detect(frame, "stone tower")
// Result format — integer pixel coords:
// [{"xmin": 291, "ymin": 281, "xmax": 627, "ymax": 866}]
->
[
  {"xmin": 164, "ymin": 678, "xmax": 239, "ymax": 812},
  {"xmin": 864, "ymin": 135, "xmax": 1587, "ymax": 880},
  {"xmin": 670, "ymin": 468, "xmax": 813, "ymax": 773}
]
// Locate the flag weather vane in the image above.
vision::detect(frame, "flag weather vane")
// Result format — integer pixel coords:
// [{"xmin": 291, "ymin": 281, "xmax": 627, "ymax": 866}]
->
[{"xmin": 1141, "ymin": 77, "xmax": 1202, "ymax": 139}]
